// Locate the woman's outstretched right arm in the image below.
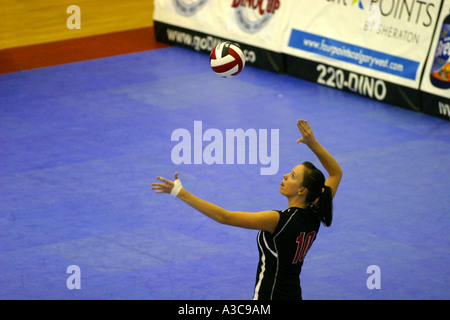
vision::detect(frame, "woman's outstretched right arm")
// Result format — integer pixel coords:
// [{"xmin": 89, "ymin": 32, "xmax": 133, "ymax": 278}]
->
[{"xmin": 151, "ymin": 173, "xmax": 280, "ymax": 233}]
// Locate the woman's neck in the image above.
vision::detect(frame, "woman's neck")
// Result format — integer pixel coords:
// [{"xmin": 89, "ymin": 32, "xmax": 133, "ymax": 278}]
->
[{"xmin": 288, "ymin": 196, "xmax": 306, "ymax": 209}]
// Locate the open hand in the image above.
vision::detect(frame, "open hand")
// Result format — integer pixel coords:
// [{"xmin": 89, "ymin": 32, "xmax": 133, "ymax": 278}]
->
[
  {"xmin": 296, "ymin": 119, "xmax": 316, "ymax": 146},
  {"xmin": 151, "ymin": 172, "xmax": 179, "ymax": 194}
]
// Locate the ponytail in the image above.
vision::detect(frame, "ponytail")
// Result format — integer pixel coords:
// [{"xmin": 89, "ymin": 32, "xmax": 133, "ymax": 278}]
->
[
  {"xmin": 302, "ymin": 162, "xmax": 333, "ymax": 227},
  {"xmin": 316, "ymin": 185, "xmax": 333, "ymax": 227}
]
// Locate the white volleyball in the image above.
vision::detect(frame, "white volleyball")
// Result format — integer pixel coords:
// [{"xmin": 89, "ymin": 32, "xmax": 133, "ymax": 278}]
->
[{"xmin": 210, "ymin": 41, "xmax": 246, "ymax": 78}]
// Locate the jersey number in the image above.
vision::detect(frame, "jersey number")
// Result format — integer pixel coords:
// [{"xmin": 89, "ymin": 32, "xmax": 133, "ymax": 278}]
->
[{"xmin": 292, "ymin": 231, "xmax": 316, "ymax": 264}]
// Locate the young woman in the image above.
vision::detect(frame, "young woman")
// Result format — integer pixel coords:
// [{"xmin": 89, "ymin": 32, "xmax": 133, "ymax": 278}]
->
[{"xmin": 151, "ymin": 119, "xmax": 343, "ymax": 300}]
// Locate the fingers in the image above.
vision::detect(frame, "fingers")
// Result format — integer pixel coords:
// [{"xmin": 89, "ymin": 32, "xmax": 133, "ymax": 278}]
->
[
  {"xmin": 297, "ymin": 119, "xmax": 309, "ymax": 130},
  {"xmin": 150, "ymin": 182, "xmax": 166, "ymax": 191},
  {"xmin": 151, "ymin": 176, "xmax": 171, "ymax": 194},
  {"xmin": 152, "ymin": 173, "xmax": 180, "ymax": 194},
  {"xmin": 150, "ymin": 182, "xmax": 165, "ymax": 188},
  {"xmin": 156, "ymin": 176, "xmax": 170, "ymax": 183},
  {"xmin": 297, "ymin": 119, "xmax": 305, "ymax": 132},
  {"xmin": 297, "ymin": 119, "xmax": 307, "ymax": 136},
  {"xmin": 297, "ymin": 119, "xmax": 312, "ymax": 134},
  {"xmin": 151, "ymin": 185, "xmax": 171, "ymax": 194},
  {"xmin": 297, "ymin": 119, "xmax": 315, "ymax": 145}
]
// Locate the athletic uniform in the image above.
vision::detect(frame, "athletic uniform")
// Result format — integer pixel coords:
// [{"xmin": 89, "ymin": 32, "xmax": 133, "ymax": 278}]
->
[{"xmin": 253, "ymin": 207, "xmax": 320, "ymax": 300}]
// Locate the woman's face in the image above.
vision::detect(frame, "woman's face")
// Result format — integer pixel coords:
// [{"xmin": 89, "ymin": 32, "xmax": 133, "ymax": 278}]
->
[{"xmin": 280, "ymin": 164, "xmax": 305, "ymax": 197}]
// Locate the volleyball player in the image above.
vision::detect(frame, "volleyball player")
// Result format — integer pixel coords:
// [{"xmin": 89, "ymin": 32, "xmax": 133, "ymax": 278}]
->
[{"xmin": 151, "ymin": 119, "xmax": 343, "ymax": 300}]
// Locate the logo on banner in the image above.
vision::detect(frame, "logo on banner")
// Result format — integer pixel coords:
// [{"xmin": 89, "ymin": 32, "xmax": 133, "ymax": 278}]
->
[
  {"xmin": 430, "ymin": 15, "xmax": 450, "ymax": 89},
  {"xmin": 331, "ymin": 0, "xmax": 435, "ymax": 27},
  {"xmin": 173, "ymin": 0, "xmax": 208, "ymax": 16},
  {"xmin": 231, "ymin": 0, "xmax": 281, "ymax": 33},
  {"xmin": 327, "ymin": 0, "xmax": 438, "ymax": 45}
]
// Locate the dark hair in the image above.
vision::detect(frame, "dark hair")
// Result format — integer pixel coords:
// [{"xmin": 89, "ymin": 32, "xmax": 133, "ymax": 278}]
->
[{"xmin": 301, "ymin": 161, "xmax": 333, "ymax": 227}]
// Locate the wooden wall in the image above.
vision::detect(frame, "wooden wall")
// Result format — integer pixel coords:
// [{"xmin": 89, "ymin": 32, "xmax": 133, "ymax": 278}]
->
[{"xmin": 0, "ymin": 0, "xmax": 167, "ymax": 73}]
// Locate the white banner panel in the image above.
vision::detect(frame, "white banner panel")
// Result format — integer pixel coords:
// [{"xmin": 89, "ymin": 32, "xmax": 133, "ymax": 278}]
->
[
  {"xmin": 153, "ymin": 0, "xmax": 292, "ymax": 52},
  {"xmin": 282, "ymin": 0, "xmax": 442, "ymax": 88}
]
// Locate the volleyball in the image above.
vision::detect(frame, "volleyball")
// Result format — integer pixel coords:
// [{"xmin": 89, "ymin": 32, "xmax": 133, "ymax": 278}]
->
[{"xmin": 210, "ymin": 41, "xmax": 246, "ymax": 78}]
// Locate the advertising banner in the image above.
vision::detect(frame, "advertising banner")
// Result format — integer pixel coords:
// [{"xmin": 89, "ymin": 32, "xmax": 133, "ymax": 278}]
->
[
  {"xmin": 420, "ymin": 0, "xmax": 450, "ymax": 119},
  {"xmin": 282, "ymin": 0, "xmax": 443, "ymax": 111},
  {"xmin": 153, "ymin": 0, "xmax": 448, "ymax": 119},
  {"xmin": 153, "ymin": 0, "xmax": 292, "ymax": 73}
]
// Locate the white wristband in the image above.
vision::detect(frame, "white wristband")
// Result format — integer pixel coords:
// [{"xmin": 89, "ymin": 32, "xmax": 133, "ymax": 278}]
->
[{"xmin": 170, "ymin": 179, "xmax": 183, "ymax": 197}]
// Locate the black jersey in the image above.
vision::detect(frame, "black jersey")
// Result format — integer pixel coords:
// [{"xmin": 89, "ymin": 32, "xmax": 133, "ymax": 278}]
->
[{"xmin": 253, "ymin": 207, "xmax": 320, "ymax": 300}]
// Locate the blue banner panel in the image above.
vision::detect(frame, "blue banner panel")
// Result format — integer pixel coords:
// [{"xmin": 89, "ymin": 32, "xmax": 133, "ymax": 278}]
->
[{"xmin": 288, "ymin": 29, "xmax": 420, "ymax": 81}]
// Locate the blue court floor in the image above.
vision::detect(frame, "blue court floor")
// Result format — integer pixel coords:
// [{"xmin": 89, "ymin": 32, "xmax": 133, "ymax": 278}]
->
[{"xmin": 0, "ymin": 46, "xmax": 449, "ymax": 300}]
